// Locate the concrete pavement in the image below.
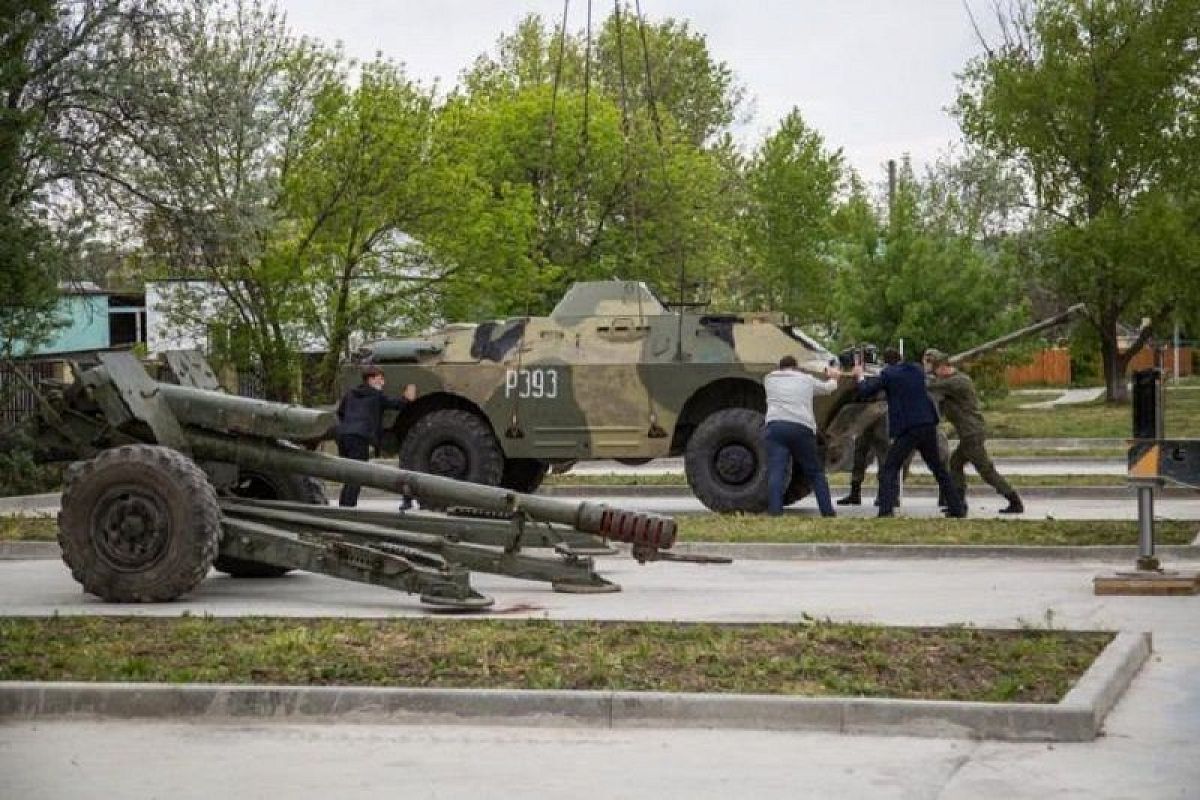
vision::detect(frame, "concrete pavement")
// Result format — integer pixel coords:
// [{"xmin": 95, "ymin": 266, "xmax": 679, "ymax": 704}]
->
[
  {"xmin": 2, "ymin": 553, "xmax": 1198, "ymax": 799},
  {"xmin": 566, "ymin": 456, "xmax": 1127, "ymax": 476},
  {"xmin": 5, "ymin": 485, "xmax": 1196, "ymax": 520}
]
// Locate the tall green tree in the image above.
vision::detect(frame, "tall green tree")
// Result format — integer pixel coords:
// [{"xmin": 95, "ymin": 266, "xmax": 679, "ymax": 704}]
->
[
  {"xmin": 956, "ymin": 0, "xmax": 1200, "ymax": 400},
  {"xmin": 456, "ymin": 8, "xmax": 746, "ymax": 312},
  {"xmin": 834, "ymin": 161, "xmax": 1025, "ymax": 355},
  {"xmin": 741, "ymin": 108, "xmax": 845, "ymax": 325},
  {"xmin": 284, "ymin": 59, "xmax": 537, "ymax": 397},
  {"xmin": 0, "ymin": 0, "xmax": 142, "ymax": 356},
  {"xmin": 465, "ymin": 9, "xmax": 745, "ymax": 147},
  {"xmin": 98, "ymin": 0, "xmax": 339, "ymax": 400}
]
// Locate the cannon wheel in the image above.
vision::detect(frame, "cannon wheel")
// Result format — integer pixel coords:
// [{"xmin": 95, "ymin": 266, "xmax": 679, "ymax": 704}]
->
[
  {"xmin": 399, "ymin": 409, "xmax": 505, "ymax": 508},
  {"xmin": 684, "ymin": 408, "xmax": 769, "ymax": 513},
  {"xmin": 500, "ymin": 458, "xmax": 549, "ymax": 494},
  {"xmin": 58, "ymin": 445, "xmax": 220, "ymax": 602},
  {"xmin": 213, "ymin": 470, "xmax": 328, "ymax": 578}
]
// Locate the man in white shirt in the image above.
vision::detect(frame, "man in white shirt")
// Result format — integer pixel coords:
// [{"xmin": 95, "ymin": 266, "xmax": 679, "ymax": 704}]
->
[{"xmin": 762, "ymin": 355, "xmax": 841, "ymax": 516}]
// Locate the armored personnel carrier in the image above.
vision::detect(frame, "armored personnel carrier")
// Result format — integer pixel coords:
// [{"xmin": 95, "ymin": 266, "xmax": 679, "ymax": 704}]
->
[{"xmin": 347, "ymin": 281, "xmax": 874, "ymax": 512}]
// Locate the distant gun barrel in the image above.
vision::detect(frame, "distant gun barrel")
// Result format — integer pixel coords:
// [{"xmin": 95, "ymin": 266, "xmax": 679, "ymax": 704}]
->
[
  {"xmin": 185, "ymin": 430, "xmax": 677, "ymax": 549},
  {"xmin": 948, "ymin": 303, "xmax": 1085, "ymax": 365}
]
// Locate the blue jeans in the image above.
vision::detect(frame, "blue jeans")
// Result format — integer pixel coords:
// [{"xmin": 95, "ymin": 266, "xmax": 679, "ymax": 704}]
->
[
  {"xmin": 763, "ymin": 421, "xmax": 834, "ymax": 516},
  {"xmin": 877, "ymin": 424, "xmax": 964, "ymax": 516}
]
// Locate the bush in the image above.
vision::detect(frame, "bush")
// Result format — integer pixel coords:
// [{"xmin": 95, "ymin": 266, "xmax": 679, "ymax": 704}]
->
[
  {"xmin": 969, "ymin": 353, "xmax": 1010, "ymax": 400},
  {"xmin": 0, "ymin": 445, "xmax": 64, "ymax": 496},
  {"xmin": 1069, "ymin": 326, "xmax": 1102, "ymax": 387}
]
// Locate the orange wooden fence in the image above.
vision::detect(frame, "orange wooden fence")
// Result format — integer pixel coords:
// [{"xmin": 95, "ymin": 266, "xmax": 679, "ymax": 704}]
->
[
  {"xmin": 1004, "ymin": 346, "xmax": 1194, "ymax": 387},
  {"xmin": 1124, "ymin": 347, "xmax": 1193, "ymax": 376},
  {"xmin": 1005, "ymin": 348, "xmax": 1071, "ymax": 387}
]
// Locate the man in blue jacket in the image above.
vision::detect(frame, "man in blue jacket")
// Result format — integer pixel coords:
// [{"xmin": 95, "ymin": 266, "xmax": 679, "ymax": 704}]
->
[
  {"xmin": 852, "ymin": 348, "xmax": 966, "ymax": 518},
  {"xmin": 335, "ymin": 367, "xmax": 416, "ymax": 507}
]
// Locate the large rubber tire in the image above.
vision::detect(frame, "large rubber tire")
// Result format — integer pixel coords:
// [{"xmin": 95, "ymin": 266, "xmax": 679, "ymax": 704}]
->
[
  {"xmin": 684, "ymin": 408, "xmax": 769, "ymax": 513},
  {"xmin": 58, "ymin": 445, "xmax": 220, "ymax": 602},
  {"xmin": 399, "ymin": 409, "xmax": 505, "ymax": 508},
  {"xmin": 214, "ymin": 470, "xmax": 328, "ymax": 578},
  {"xmin": 500, "ymin": 458, "xmax": 549, "ymax": 494}
]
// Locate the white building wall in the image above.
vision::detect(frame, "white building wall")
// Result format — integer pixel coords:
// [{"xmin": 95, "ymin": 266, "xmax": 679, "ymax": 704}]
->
[
  {"xmin": 145, "ymin": 281, "xmax": 226, "ymax": 354},
  {"xmin": 145, "ymin": 280, "xmax": 328, "ymax": 355}
]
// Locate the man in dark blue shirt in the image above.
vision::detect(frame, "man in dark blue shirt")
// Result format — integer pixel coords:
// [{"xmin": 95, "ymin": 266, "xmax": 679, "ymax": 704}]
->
[
  {"xmin": 852, "ymin": 348, "xmax": 965, "ymax": 518},
  {"xmin": 335, "ymin": 367, "xmax": 416, "ymax": 507}
]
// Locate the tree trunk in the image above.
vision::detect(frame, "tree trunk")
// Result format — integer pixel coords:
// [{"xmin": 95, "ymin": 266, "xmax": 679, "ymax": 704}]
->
[
  {"xmin": 315, "ymin": 347, "xmax": 344, "ymax": 407},
  {"xmin": 1098, "ymin": 318, "xmax": 1128, "ymax": 403}
]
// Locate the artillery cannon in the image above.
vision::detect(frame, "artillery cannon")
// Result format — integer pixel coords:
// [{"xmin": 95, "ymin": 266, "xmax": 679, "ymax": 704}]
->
[{"xmin": 14, "ymin": 350, "xmax": 690, "ymax": 611}]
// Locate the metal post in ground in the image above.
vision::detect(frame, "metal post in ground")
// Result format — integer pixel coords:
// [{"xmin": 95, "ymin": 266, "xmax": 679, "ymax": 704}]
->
[
  {"xmin": 1135, "ymin": 484, "xmax": 1159, "ymax": 571},
  {"xmin": 1094, "ymin": 366, "xmax": 1199, "ymax": 595}
]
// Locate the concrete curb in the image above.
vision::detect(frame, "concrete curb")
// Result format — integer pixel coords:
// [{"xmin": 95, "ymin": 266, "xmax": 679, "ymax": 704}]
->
[
  {"xmin": 0, "ymin": 542, "xmax": 60, "ymax": 561},
  {"xmin": 0, "ymin": 631, "xmax": 1150, "ymax": 742},
  {"xmin": 6, "ymin": 540, "xmax": 1200, "ymax": 563},
  {"xmin": 666, "ymin": 542, "xmax": 1200, "ymax": 563},
  {"xmin": 0, "ymin": 493, "xmax": 59, "ymax": 514}
]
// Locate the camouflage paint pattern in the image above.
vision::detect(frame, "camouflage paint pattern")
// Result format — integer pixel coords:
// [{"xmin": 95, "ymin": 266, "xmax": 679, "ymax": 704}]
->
[{"xmin": 343, "ymin": 281, "xmax": 884, "ymax": 471}]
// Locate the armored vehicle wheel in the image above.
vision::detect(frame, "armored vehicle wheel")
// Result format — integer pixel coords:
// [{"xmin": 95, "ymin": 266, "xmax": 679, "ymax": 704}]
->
[
  {"xmin": 684, "ymin": 408, "xmax": 769, "ymax": 513},
  {"xmin": 58, "ymin": 445, "xmax": 220, "ymax": 602},
  {"xmin": 214, "ymin": 470, "xmax": 328, "ymax": 578},
  {"xmin": 500, "ymin": 458, "xmax": 549, "ymax": 494},
  {"xmin": 399, "ymin": 409, "xmax": 505, "ymax": 507}
]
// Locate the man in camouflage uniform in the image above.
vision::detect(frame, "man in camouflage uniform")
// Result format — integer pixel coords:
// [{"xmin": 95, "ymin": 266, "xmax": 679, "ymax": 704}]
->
[
  {"xmin": 923, "ymin": 350, "xmax": 1023, "ymax": 514},
  {"xmin": 837, "ymin": 415, "xmax": 890, "ymax": 506}
]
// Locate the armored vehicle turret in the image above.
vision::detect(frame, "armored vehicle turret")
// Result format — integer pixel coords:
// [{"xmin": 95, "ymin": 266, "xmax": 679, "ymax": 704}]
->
[{"xmin": 347, "ymin": 281, "xmax": 872, "ymax": 512}]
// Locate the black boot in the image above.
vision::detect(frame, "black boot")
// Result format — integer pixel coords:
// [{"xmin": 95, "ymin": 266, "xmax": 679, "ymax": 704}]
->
[
  {"xmin": 837, "ymin": 483, "xmax": 862, "ymax": 505},
  {"xmin": 999, "ymin": 493, "xmax": 1024, "ymax": 514}
]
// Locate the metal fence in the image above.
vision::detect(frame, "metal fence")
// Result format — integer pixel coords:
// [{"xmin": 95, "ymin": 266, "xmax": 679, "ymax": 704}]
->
[{"xmin": 0, "ymin": 360, "xmax": 61, "ymax": 429}]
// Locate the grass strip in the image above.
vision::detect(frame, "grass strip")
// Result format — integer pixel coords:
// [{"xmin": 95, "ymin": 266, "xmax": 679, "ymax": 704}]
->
[
  {"xmin": 545, "ymin": 474, "xmax": 1130, "ymax": 488},
  {"xmin": 0, "ymin": 515, "xmax": 56, "ymax": 541},
  {"xmin": 984, "ymin": 390, "xmax": 1200, "ymax": 439},
  {"xmin": 2, "ymin": 515, "xmax": 1195, "ymax": 546},
  {"xmin": 673, "ymin": 516, "xmax": 1198, "ymax": 545},
  {"xmin": 0, "ymin": 616, "xmax": 1111, "ymax": 704}
]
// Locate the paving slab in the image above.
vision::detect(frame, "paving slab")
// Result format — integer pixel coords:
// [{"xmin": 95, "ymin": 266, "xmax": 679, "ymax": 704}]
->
[
  {"xmin": 1018, "ymin": 387, "xmax": 1106, "ymax": 409},
  {"xmin": 565, "ymin": 456, "xmax": 1126, "ymax": 476}
]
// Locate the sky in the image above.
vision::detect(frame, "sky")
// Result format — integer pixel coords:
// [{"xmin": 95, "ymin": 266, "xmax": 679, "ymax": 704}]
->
[{"xmin": 274, "ymin": 0, "xmax": 1000, "ymax": 181}]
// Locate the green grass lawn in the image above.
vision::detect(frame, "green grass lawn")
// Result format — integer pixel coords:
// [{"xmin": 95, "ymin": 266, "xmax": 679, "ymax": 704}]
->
[
  {"xmin": 673, "ymin": 516, "xmax": 1198, "ymax": 545},
  {"xmin": 5, "ymin": 514, "xmax": 1193, "ymax": 546},
  {"xmin": 0, "ymin": 616, "xmax": 1111, "ymax": 703},
  {"xmin": 983, "ymin": 389, "xmax": 1200, "ymax": 439},
  {"xmin": 0, "ymin": 515, "xmax": 55, "ymax": 541}
]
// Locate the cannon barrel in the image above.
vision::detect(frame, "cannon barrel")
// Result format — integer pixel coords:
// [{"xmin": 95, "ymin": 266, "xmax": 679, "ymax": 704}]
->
[
  {"xmin": 185, "ymin": 430, "xmax": 677, "ymax": 549},
  {"xmin": 156, "ymin": 383, "xmax": 334, "ymax": 441},
  {"xmin": 948, "ymin": 303, "xmax": 1085, "ymax": 365}
]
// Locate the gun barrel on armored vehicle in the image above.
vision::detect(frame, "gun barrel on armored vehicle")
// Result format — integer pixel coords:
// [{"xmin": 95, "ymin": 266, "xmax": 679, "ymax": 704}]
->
[
  {"xmin": 948, "ymin": 304, "xmax": 1085, "ymax": 365},
  {"xmin": 17, "ymin": 350, "xmax": 689, "ymax": 611}
]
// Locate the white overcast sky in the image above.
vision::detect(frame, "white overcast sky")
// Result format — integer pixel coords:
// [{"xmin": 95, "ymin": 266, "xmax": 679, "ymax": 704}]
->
[{"xmin": 274, "ymin": 0, "xmax": 999, "ymax": 181}]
